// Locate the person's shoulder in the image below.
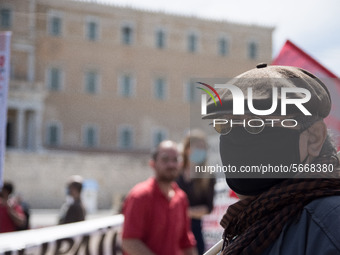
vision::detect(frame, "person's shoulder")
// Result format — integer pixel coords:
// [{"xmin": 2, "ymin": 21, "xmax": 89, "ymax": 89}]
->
[
  {"xmin": 305, "ymin": 195, "xmax": 340, "ymax": 219},
  {"xmin": 304, "ymin": 195, "xmax": 340, "ymax": 250},
  {"xmin": 127, "ymin": 178, "xmax": 155, "ymax": 200},
  {"xmin": 262, "ymin": 196, "xmax": 340, "ymax": 255}
]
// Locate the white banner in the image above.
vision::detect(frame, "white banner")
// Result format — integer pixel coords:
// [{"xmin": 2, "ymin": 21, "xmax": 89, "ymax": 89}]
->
[
  {"xmin": 0, "ymin": 214, "xmax": 124, "ymax": 255},
  {"xmin": 0, "ymin": 31, "xmax": 11, "ymax": 188},
  {"xmin": 202, "ymin": 178, "xmax": 238, "ymax": 251}
]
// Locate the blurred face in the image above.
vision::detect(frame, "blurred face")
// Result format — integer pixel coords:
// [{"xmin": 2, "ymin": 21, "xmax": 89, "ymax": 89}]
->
[
  {"xmin": 152, "ymin": 144, "xmax": 180, "ymax": 183},
  {"xmin": 1, "ymin": 189, "xmax": 10, "ymax": 200},
  {"xmin": 188, "ymin": 140, "xmax": 207, "ymax": 165},
  {"xmin": 67, "ymin": 184, "xmax": 79, "ymax": 198}
]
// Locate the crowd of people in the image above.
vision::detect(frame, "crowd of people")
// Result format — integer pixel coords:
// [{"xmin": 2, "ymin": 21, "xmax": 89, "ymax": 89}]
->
[
  {"xmin": 121, "ymin": 64, "xmax": 340, "ymax": 255},
  {"xmin": 0, "ymin": 175, "xmax": 86, "ymax": 234},
  {"xmin": 2, "ymin": 64, "xmax": 340, "ymax": 255},
  {"xmin": 0, "ymin": 131, "xmax": 216, "ymax": 254}
]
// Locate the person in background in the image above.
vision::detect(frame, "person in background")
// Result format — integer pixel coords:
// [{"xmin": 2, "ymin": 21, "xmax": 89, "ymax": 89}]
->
[
  {"xmin": 177, "ymin": 130, "xmax": 216, "ymax": 255},
  {"xmin": 122, "ymin": 140, "xmax": 197, "ymax": 255},
  {"xmin": 16, "ymin": 193, "xmax": 30, "ymax": 230},
  {"xmin": 59, "ymin": 175, "xmax": 86, "ymax": 224},
  {"xmin": 0, "ymin": 181, "xmax": 26, "ymax": 233}
]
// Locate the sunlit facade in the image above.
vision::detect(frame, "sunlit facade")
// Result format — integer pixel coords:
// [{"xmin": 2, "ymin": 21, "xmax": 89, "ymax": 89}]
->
[{"xmin": 1, "ymin": 0, "xmax": 273, "ymax": 152}]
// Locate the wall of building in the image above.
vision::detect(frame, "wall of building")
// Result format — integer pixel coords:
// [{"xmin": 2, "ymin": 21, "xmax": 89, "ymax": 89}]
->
[
  {"xmin": 1, "ymin": 0, "xmax": 273, "ymax": 152},
  {"xmin": 33, "ymin": 0, "xmax": 273, "ymax": 151},
  {"xmin": 1, "ymin": 0, "xmax": 274, "ymax": 210},
  {"xmin": 4, "ymin": 150, "xmax": 152, "ymax": 210}
]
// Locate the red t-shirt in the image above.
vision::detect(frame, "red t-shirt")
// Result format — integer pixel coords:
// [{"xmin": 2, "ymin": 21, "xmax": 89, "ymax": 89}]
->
[
  {"xmin": 0, "ymin": 199, "xmax": 25, "ymax": 233},
  {"xmin": 122, "ymin": 178, "xmax": 196, "ymax": 255}
]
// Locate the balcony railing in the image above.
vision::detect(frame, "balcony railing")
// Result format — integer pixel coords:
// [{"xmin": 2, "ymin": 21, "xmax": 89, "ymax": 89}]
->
[{"xmin": 9, "ymin": 79, "xmax": 44, "ymax": 92}]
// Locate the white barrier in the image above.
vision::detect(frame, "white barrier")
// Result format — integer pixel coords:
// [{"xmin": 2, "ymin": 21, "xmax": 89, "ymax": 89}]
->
[
  {"xmin": 203, "ymin": 239, "xmax": 223, "ymax": 255},
  {"xmin": 0, "ymin": 214, "xmax": 124, "ymax": 255}
]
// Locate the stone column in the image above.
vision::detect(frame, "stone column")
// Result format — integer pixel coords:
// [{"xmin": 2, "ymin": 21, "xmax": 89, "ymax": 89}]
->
[
  {"xmin": 28, "ymin": 49, "xmax": 35, "ymax": 83},
  {"xmin": 16, "ymin": 109, "xmax": 25, "ymax": 149},
  {"xmin": 26, "ymin": 110, "xmax": 35, "ymax": 150},
  {"xmin": 35, "ymin": 108, "xmax": 43, "ymax": 150}
]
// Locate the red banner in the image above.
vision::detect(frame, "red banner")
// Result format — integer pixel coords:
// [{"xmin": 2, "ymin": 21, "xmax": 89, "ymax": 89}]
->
[{"xmin": 273, "ymin": 40, "xmax": 340, "ymax": 148}]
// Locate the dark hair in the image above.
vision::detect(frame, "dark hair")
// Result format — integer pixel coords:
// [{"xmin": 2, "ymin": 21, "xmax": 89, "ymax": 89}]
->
[
  {"xmin": 69, "ymin": 181, "xmax": 83, "ymax": 193},
  {"xmin": 317, "ymin": 133, "xmax": 339, "ymax": 166},
  {"xmin": 2, "ymin": 181, "xmax": 14, "ymax": 194}
]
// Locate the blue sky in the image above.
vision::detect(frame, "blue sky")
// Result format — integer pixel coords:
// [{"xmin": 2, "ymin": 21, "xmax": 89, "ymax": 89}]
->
[{"xmin": 104, "ymin": 0, "xmax": 340, "ymax": 77}]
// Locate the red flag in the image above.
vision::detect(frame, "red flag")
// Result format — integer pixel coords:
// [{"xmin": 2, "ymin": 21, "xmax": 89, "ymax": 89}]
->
[{"xmin": 273, "ymin": 40, "xmax": 340, "ymax": 149}]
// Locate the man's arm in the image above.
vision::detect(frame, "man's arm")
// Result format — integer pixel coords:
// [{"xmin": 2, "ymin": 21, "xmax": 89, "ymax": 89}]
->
[
  {"xmin": 122, "ymin": 239, "xmax": 155, "ymax": 255},
  {"xmin": 122, "ymin": 189, "xmax": 153, "ymax": 255},
  {"xmin": 7, "ymin": 203, "xmax": 26, "ymax": 228}
]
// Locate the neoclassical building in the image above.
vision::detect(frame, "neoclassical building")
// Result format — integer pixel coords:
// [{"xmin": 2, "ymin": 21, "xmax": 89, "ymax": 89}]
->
[{"xmin": 1, "ymin": 0, "xmax": 273, "ymax": 152}]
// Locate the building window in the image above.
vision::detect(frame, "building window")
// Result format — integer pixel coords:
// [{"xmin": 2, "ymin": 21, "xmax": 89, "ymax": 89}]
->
[
  {"xmin": 186, "ymin": 81, "xmax": 198, "ymax": 102},
  {"xmin": 188, "ymin": 33, "xmax": 198, "ymax": 53},
  {"xmin": 85, "ymin": 71, "xmax": 99, "ymax": 94},
  {"xmin": 154, "ymin": 78, "xmax": 167, "ymax": 100},
  {"xmin": 83, "ymin": 125, "xmax": 98, "ymax": 148},
  {"xmin": 218, "ymin": 37, "xmax": 229, "ymax": 56},
  {"xmin": 47, "ymin": 123, "xmax": 61, "ymax": 146},
  {"xmin": 119, "ymin": 126, "xmax": 133, "ymax": 149},
  {"xmin": 121, "ymin": 25, "xmax": 133, "ymax": 45},
  {"xmin": 47, "ymin": 67, "xmax": 62, "ymax": 91},
  {"xmin": 48, "ymin": 13, "xmax": 62, "ymax": 36},
  {"xmin": 86, "ymin": 20, "xmax": 99, "ymax": 41},
  {"xmin": 248, "ymin": 41, "xmax": 258, "ymax": 59},
  {"xmin": 0, "ymin": 8, "xmax": 11, "ymax": 28},
  {"xmin": 155, "ymin": 29, "xmax": 165, "ymax": 49},
  {"xmin": 119, "ymin": 74, "xmax": 134, "ymax": 97},
  {"xmin": 152, "ymin": 129, "xmax": 167, "ymax": 147}
]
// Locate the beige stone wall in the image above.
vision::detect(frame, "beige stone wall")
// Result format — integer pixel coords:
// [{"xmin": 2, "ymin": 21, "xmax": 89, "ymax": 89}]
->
[
  {"xmin": 0, "ymin": 0, "xmax": 33, "ymax": 39},
  {"xmin": 2, "ymin": 0, "xmax": 273, "ymax": 210},
  {"xmin": 1, "ymin": 0, "xmax": 35, "ymax": 81},
  {"xmin": 33, "ymin": 0, "xmax": 273, "ymax": 151},
  {"xmin": 4, "ymin": 150, "xmax": 152, "ymax": 209}
]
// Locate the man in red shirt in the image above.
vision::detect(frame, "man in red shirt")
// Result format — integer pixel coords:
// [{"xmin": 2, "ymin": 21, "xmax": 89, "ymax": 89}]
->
[
  {"xmin": 0, "ymin": 181, "xmax": 26, "ymax": 233},
  {"xmin": 122, "ymin": 140, "xmax": 197, "ymax": 255}
]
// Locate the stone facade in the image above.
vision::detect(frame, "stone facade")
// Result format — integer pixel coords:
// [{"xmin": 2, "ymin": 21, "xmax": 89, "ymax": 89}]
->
[
  {"xmin": 1, "ymin": 0, "xmax": 273, "ymax": 152},
  {"xmin": 4, "ymin": 150, "xmax": 151, "ymax": 209},
  {"xmin": 1, "ymin": 0, "xmax": 273, "ymax": 209}
]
